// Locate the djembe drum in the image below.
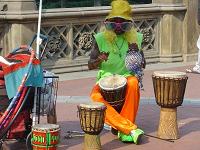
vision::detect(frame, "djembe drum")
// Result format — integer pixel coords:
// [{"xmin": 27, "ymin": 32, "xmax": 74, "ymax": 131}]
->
[
  {"xmin": 31, "ymin": 124, "xmax": 60, "ymax": 150},
  {"xmin": 77, "ymin": 102, "xmax": 106, "ymax": 150},
  {"xmin": 152, "ymin": 71, "xmax": 188, "ymax": 140},
  {"xmin": 99, "ymin": 74, "xmax": 127, "ymax": 113},
  {"xmin": 99, "ymin": 74, "xmax": 127, "ymax": 134}
]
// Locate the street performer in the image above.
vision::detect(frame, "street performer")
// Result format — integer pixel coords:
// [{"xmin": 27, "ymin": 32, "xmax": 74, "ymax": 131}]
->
[{"xmin": 88, "ymin": 0, "xmax": 146, "ymax": 144}]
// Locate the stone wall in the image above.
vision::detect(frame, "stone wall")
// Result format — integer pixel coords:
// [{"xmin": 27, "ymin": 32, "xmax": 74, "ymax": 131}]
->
[{"xmin": 0, "ymin": 0, "xmax": 199, "ymax": 73}]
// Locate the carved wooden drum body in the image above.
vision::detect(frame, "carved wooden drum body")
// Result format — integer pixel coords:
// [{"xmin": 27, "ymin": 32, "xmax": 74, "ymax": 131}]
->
[
  {"xmin": 152, "ymin": 71, "xmax": 188, "ymax": 140},
  {"xmin": 152, "ymin": 71, "xmax": 188, "ymax": 108},
  {"xmin": 99, "ymin": 74, "xmax": 127, "ymax": 112}
]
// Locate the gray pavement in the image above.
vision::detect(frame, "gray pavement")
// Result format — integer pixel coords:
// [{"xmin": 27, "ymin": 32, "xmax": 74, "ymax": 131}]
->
[
  {"xmin": 55, "ymin": 103, "xmax": 200, "ymax": 150},
  {"xmin": 58, "ymin": 61, "xmax": 195, "ymax": 81},
  {"xmin": 4, "ymin": 61, "xmax": 200, "ymax": 150},
  {"xmin": 57, "ymin": 61, "xmax": 200, "ymax": 100},
  {"xmin": 55, "ymin": 61, "xmax": 200, "ymax": 150}
]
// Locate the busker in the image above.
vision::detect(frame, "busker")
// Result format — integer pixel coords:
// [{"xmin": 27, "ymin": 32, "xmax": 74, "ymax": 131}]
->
[{"xmin": 88, "ymin": 0, "xmax": 146, "ymax": 144}]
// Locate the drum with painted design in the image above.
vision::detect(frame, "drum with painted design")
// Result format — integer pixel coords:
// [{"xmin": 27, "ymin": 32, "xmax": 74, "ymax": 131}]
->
[{"xmin": 31, "ymin": 124, "xmax": 60, "ymax": 150}]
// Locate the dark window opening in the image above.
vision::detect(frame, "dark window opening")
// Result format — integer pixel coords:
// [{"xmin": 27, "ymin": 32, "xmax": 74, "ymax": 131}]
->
[{"xmin": 35, "ymin": 0, "xmax": 152, "ymax": 9}]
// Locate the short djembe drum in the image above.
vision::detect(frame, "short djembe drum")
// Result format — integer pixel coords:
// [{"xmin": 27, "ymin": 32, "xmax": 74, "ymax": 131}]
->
[
  {"xmin": 77, "ymin": 102, "xmax": 106, "ymax": 150},
  {"xmin": 31, "ymin": 124, "xmax": 60, "ymax": 150},
  {"xmin": 152, "ymin": 71, "xmax": 188, "ymax": 140}
]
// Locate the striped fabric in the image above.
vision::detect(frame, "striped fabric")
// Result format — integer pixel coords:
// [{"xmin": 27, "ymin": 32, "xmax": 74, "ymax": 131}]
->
[{"xmin": 0, "ymin": 51, "xmax": 43, "ymax": 99}]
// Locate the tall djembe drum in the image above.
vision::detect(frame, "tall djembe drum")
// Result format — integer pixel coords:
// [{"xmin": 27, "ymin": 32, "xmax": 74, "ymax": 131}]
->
[
  {"xmin": 77, "ymin": 102, "xmax": 106, "ymax": 150},
  {"xmin": 152, "ymin": 71, "xmax": 188, "ymax": 140}
]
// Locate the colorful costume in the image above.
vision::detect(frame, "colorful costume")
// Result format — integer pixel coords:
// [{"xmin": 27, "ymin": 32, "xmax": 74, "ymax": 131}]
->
[{"xmin": 88, "ymin": 0, "xmax": 145, "ymax": 144}]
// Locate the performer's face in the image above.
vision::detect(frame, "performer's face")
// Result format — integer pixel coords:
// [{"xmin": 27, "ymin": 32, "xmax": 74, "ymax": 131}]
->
[{"xmin": 104, "ymin": 17, "xmax": 133, "ymax": 35}]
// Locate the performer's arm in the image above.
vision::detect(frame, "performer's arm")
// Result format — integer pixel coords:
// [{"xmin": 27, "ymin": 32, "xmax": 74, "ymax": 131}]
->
[{"xmin": 88, "ymin": 41, "xmax": 109, "ymax": 70}]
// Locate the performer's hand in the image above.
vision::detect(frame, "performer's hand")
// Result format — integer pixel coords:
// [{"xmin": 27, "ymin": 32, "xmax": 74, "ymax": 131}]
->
[
  {"xmin": 128, "ymin": 43, "xmax": 139, "ymax": 52},
  {"xmin": 97, "ymin": 52, "xmax": 109, "ymax": 62}
]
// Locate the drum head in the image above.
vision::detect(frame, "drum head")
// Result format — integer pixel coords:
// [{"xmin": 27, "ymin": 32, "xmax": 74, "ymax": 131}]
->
[
  {"xmin": 99, "ymin": 74, "xmax": 127, "ymax": 91},
  {"xmin": 32, "ymin": 124, "xmax": 59, "ymax": 131},
  {"xmin": 79, "ymin": 102, "xmax": 105, "ymax": 109},
  {"xmin": 153, "ymin": 71, "xmax": 186, "ymax": 78}
]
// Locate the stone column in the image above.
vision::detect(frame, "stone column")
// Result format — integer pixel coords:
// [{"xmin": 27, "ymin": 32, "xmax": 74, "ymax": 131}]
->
[
  {"xmin": 1, "ymin": 0, "xmax": 36, "ymax": 11},
  {"xmin": 153, "ymin": 0, "xmax": 185, "ymax": 62},
  {"xmin": 153, "ymin": 0, "xmax": 199, "ymax": 63},
  {"xmin": 0, "ymin": 0, "xmax": 37, "ymax": 55},
  {"xmin": 182, "ymin": 0, "xmax": 199, "ymax": 62}
]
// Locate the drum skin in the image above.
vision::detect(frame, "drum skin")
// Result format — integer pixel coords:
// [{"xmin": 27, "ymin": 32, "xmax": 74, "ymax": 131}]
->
[{"xmin": 31, "ymin": 124, "xmax": 60, "ymax": 150}]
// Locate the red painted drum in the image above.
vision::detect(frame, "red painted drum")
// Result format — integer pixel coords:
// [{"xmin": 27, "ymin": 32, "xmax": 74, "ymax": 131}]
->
[{"xmin": 31, "ymin": 124, "xmax": 60, "ymax": 150}]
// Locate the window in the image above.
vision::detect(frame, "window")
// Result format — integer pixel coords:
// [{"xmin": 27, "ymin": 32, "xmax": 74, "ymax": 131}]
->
[{"xmin": 35, "ymin": 0, "xmax": 152, "ymax": 9}]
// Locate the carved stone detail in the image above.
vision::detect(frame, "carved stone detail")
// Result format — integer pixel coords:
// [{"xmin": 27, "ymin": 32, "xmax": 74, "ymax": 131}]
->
[
  {"xmin": 40, "ymin": 18, "xmax": 157, "ymax": 62},
  {"xmin": 133, "ymin": 18, "xmax": 157, "ymax": 52},
  {"xmin": 41, "ymin": 25, "xmax": 71, "ymax": 60},
  {"xmin": 73, "ymin": 23, "xmax": 100, "ymax": 58}
]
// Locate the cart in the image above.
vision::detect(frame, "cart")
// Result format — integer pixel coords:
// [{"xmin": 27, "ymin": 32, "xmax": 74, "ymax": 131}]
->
[{"xmin": 0, "ymin": 34, "xmax": 59, "ymax": 150}]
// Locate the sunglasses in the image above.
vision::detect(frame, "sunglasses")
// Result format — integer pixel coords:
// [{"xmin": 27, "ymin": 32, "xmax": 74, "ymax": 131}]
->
[{"xmin": 104, "ymin": 21, "xmax": 133, "ymax": 31}]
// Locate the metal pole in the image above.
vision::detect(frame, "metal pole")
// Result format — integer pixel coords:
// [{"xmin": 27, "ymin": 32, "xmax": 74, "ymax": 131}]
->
[
  {"xmin": 33, "ymin": 0, "xmax": 43, "ymax": 126},
  {"xmin": 36, "ymin": 0, "xmax": 42, "ymax": 58}
]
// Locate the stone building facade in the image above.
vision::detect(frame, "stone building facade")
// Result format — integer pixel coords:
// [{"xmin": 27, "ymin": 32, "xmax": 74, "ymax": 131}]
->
[{"xmin": 0, "ymin": 0, "xmax": 199, "ymax": 73}]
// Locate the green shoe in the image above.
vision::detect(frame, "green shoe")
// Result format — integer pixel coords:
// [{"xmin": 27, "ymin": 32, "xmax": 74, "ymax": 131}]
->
[
  {"xmin": 118, "ymin": 132, "xmax": 134, "ymax": 143},
  {"xmin": 130, "ymin": 128, "xmax": 144, "ymax": 145}
]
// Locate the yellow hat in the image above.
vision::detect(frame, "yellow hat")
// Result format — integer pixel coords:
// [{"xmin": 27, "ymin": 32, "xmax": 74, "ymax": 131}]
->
[{"xmin": 106, "ymin": 0, "xmax": 133, "ymax": 21}]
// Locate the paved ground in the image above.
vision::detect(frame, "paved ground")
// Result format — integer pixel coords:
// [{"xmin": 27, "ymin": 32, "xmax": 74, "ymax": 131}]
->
[
  {"xmin": 58, "ymin": 62, "xmax": 200, "ymax": 99},
  {"xmin": 3, "ymin": 62, "xmax": 200, "ymax": 150}
]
